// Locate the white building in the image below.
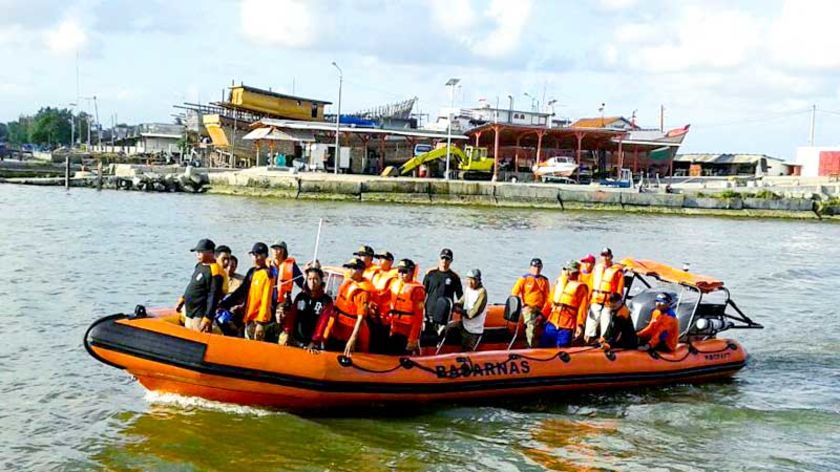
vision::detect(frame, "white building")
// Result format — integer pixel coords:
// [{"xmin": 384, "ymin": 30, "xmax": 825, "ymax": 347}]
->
[{"xmin": 795, "ymin": 146, "xmax": 840, "ymax": 177}]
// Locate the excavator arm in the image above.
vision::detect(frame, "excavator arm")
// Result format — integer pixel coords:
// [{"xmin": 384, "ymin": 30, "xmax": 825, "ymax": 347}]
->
[{"xmin": 394, "ymin": 145, "xmax": 466, "ymax": 175}]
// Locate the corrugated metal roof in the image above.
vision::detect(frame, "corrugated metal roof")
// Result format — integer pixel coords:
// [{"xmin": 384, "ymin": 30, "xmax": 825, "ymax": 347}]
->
[
  {"xmin": 570, "ymin": 116, "xmax": 629, "ymax": 128},
  {"xmin": 674, "ymin": 153, "xmax": 786, "ymax": 164},
  {"xmin": 252, "ymin": 118, "xmax": 468, "ymax": 140}
]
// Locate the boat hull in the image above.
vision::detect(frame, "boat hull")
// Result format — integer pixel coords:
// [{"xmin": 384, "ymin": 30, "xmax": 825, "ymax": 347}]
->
[{"xmin": 85, "ymin": 312, "xmax": 748, "ymax": 410}]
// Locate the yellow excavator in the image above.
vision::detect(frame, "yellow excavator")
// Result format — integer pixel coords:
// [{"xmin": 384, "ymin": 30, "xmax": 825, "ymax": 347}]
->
[{"xmin": 381, "ymin": 145, "xmax": 494, "ymax": 180}]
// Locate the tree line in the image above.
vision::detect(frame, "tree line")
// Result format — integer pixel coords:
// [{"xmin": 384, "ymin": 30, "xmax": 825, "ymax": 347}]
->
[{"xmin": 0, "ymin": 107, "xmax": 92, "ymax": 148}]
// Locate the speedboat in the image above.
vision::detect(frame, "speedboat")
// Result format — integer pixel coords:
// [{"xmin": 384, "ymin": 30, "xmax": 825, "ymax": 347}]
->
[
  {"xmin": 84, "ymin": 259, "xmax": 761, "ymax": 411},
  {"xmin": 533, "ymin": 156, "xmax": 579, "ymax": 182}
]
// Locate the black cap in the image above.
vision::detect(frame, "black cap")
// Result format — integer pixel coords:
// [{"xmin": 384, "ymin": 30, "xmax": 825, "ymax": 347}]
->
[
  {"xmin": 190, "ymin": 238, "xmax": 216, "ymax": 253},
  {"xmin": 601, "ymin": 247, "xmax": 613, "ymax": 257},
  {"xmin": 530, "ymin": 257, "xmax": 543, "ymax": 267},
  {"xmin": 270, "ymin": 240, "xmax": 288, "ymax": 250},
  {"xmin": 375, "ymin": 251, "xmax": 394, "ymax": 261},
  {"xmin": 439, "ymin": 248, "xmax": 453, "ymax": 260},
  {"xmin": 396, "ymin": 258, "xmax": 415, "ymax": 272},
  {"xmin": 215, "ymin": 245, "xmax": 231, "ymax": 255},
  {"xmin": 354, "ymin": 245, "xmax": 375, "ymax": 257},
  {"xmin": 248, "ymin": 242, "xmax": 269, "ymax": 256},
  {"xmin": 342, "ymin": 257, "xmax": 365, "ymax": 270}
]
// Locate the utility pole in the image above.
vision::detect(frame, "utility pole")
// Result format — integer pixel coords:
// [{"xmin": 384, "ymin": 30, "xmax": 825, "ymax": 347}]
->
[
  {"xmin": 445, "ymin": 78, "xmax": 460, "ymax": 180},
  {"xmin": 331, "ymin": 62, "xmax": 343, "ymax": 174},
  {"xmin": 660, "ymin": 105, "xmax": 665, "ymax": 132},
  {"xmin": 809, "ymin": 104, "xmax": 816, "ymax": 146}
]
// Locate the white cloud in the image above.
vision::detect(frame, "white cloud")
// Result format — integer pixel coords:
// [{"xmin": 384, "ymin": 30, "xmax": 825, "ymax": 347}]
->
[
  {"xmin": 472, "ymin": 0, "xmax": 532, "ymax": 58},
  {"xmin": 430, "ymin": 0, "xmax": 475, "ymax": 34},
  {"xmin": 429, "ymin": 0, "xmax": 532, "ymax": 59},
  {"xmin": 43, "ymin": 18, "xmax": 87, "ymax": 55},
  {"xmin": 768, "ymin": 0, "xmax": 840, "ymax": 70},
  {"xmin": 597, "ymin": 0, "xmax": 638, "ymax": 11},
  {"xmin": 240, "ymin": 0, "xmax": 315, "ymax": 48}
]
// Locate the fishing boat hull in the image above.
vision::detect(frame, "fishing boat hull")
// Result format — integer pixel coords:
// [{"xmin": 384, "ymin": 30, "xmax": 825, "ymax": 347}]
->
[{"xmin": 84, "ymin": 310, "xmax": 748, "ymax": 410}]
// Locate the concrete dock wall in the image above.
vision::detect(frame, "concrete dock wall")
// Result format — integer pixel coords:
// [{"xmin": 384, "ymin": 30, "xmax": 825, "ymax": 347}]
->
[{"xmin": 204, "ymin": 171, "xmax": 836, "ymax": 219}]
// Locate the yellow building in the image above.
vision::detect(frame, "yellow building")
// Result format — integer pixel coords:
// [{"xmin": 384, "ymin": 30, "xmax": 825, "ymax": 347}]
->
[{"xmin": 226, "ymin": 85, "xmax": 331, "ymax": 121}]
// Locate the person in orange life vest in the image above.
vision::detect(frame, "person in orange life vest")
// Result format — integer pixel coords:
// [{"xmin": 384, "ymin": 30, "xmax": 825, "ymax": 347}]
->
[
  {"xmin": 541, "ymin": 260, "xmax": 590, "ymax": 348},
  {"xmin": 579, "ymin": 254, "xmax": 596, "ymax": 290},
  {"xmin": 176, "ymin": 238, "xmax": 224, "ymax": 333},
  {"xmin": 371, "ymin": 251, "xmax": 399, "ymax": 313},
  {"xmin": 384, "ymin": 259, "xmax": 426, "ymax": 354},
  {"xmin": 637, "ymin": 292, "xmax": 680, "ymax": 352},
  {"xmin": 353, "ymin": 245, "xmax": 380, "ymax": 281},
  {"xmin": 585, "ymin": 247, "xmax": 625, "ymax": 344},
  {"xmin": 279, "ymin": 264, "xmax": 334, "ymax": 349},
  {"xmin": 269, "ymin": 240, "xmax": 303, "ymax": 309},
  {"xmin": 511, "ymin": 258, "xmax": 551, "ymax": 348},
  {"xmin": 218, "ymin": 242, "xmax": 276, "ymax": 341},
  {"xmin": 600, "ymin": 293, "xmax": 638, "ymax": 350},
  {"xmin": 327, "ymin": 257, "xmax": 376, "ymax": 357}
]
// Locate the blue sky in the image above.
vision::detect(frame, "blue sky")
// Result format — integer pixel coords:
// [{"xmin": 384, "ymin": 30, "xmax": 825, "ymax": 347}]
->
[{"xmin": 2, "ymin": 0, "xmax": 840, "ymax": 159}]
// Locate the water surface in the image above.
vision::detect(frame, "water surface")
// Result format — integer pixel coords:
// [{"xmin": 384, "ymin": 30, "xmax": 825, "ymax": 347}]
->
[{"xmin": 0, "ymin": 185, "xmax": 837, "ymax": 471}]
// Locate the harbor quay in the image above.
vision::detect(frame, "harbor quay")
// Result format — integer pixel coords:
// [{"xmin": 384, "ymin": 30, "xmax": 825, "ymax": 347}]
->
[{"xmin": 206, "ymin": 167, "xmax": 840, "ymax": 219}]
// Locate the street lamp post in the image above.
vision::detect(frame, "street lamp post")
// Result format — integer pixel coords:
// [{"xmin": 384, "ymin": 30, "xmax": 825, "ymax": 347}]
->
[
  {"xmin": 67, "ymin": 102, "xmax": 77, "ymax": 148},
  {"xmin": 331, "ymin": 62, "xmax": 343, "ymax": 175},
  {"xmin": 445, "ymin": 78, "xmax": 460, "ymax": 180}
]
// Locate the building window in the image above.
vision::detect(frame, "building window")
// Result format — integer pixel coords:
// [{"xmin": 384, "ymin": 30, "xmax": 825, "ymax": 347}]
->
[{"xmin": 311, "ymin": 104, "xmax": 318, "ymax": 118}]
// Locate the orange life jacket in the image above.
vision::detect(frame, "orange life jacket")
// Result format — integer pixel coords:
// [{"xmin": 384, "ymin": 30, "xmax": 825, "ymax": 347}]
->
[
  {"xmin": 272, "ymin": 257, "xmax": 296, "ymax": 304},
  {"xmin": 363, "ymin": 263, "xmax": 380, "ymax": 282},
  {"xmin": 388, "ymin": 280, "xmax": 425, "ymax": 341},
  {"xmin": 512, "ymin": 274, "xmax": 550, "ymax": 308},
  {"xmin": 638, "ymin": 308, "xmax": 679, "ymax": 351},
  {"xmin": 372, "ymin": 268, "xmax": 399, "ymax": 319},
  {"xmin": 547, "ymin": 280, "xmax": 589, "ymax": 330},
  {"xmin": 591, "ymin": 263, "xmax": 624, "ymax": 304},
  {"xmin": 243, "ymin": 267, "xmax": 275, "ymax": 325},
  {"xmin": 329, "ymin": 278, "xmax": 374, "ymax": 344}
]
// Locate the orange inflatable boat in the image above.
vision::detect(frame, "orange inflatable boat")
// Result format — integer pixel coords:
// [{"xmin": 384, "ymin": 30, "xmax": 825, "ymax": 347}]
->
[{"xmin": 84, "ymin": 259, "xmax": 762, "ymax": 410}]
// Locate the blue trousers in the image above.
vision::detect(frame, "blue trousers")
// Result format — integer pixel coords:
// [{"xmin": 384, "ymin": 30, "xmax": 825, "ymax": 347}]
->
[{"xmin": 540, "ymin": 323, "xmax": 573, "ymax": 348}]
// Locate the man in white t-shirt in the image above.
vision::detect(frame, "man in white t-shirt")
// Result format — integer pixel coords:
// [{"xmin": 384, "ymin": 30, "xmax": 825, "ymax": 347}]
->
[{"xmin": 448, "ymin": 269, "xmax": 488, "ymax": 351}]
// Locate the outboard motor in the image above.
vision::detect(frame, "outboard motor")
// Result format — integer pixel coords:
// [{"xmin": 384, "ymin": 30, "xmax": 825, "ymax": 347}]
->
[{"xmin": 430, "ymin": 297, "xmax": 454, "ymax": 327}]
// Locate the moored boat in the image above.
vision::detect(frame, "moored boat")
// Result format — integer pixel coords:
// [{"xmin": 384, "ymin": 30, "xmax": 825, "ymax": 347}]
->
[{"xmin": 84, "ymin": 259, "xmax": 762, "ymax": 410}]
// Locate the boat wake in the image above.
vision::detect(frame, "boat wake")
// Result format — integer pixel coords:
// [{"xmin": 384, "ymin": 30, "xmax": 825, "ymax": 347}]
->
[{"xmin": 143, "ymin": 391, "xmax": 276, "ymax": 417}]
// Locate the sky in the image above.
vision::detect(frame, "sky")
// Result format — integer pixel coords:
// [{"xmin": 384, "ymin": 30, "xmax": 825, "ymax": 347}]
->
[{"xmin": 2, "ymin": 0, "xmax": 840, "ymax": 159}]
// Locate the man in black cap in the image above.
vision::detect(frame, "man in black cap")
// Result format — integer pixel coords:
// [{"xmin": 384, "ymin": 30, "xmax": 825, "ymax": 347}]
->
[
  {"xmin": 353, "ymin": 245, "xmax": 379, "ymax": 280},
  {"xmin": 176, "ymin": 238, "xmax": 224, "ymax": 333},
  {"xmin": 219, "ymin": 242, "xmax": 276, "ymax": 340},
  {"xmin": 511, "ymin": 258, "xmax": 550, "ymax": 348},
  {"xmin": 422, "ymin": 248, "xmax": 463, "ymax": 329}
]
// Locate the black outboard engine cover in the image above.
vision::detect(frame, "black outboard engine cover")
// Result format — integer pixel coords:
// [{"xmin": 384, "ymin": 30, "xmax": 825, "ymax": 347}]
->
[{"xmin": 504, "ymin": 296, "xmax": 522, "ymax": 323}]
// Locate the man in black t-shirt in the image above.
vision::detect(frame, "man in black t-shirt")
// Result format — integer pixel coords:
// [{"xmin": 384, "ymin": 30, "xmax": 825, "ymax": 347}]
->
[
  {"xmin": 422, "ymin": 248, "xmax": 463, "ymax": 327},
  {"xmin": 176, "ymin": 238, "xmax": 224, "ymax": 332}
]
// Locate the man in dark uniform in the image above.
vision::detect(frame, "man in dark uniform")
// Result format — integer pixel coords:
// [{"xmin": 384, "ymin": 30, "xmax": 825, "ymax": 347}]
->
[
  {"xmin": 422, "ymin": 248, "xmax": 463, "ymax": 330},
  {"xmin": 176, "ymin": 238, "xmax": 224, "ymax": 333},
  {"xmin": 278, "ymin": 264, "xmax": 334, "ymax": 349}
]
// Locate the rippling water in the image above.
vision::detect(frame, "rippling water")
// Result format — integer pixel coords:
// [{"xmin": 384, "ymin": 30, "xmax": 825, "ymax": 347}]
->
[{"xmin": 0, "ymin": 184, "xmax": 838, "ymax": 471}]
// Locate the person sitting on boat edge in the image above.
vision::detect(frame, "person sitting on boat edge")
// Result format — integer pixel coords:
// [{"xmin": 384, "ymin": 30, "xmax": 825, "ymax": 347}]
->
[
  {"xmin": 423, "ymin": 248, "xmax": 463, "ymax": 332},
  {"xmin": 318, "ymin": 257, "xmax": 375, "ymax": 357},
  {"xmin": 447, "ymin": 269, "xmax": 488, "ymax": 352},
  {"xmin": 214, "ymin": 245, "xmax": 232, "ymax": 294},
  {"xmin": 586, "ymin": 247, "xmax": 625, "ymax": 344},
  {"xmin": 637, "ymin": 292, "xmax": 679, "ymax": 352},
  {"xmin": 541, "ymin": 260, "xmax": 590, "ymax": 348},
  {"xmin": 384, "ymin": 258, "xmax": 426, "ymax": 354},
  {"xmin": 600, "ymin": 293, "xmax": 638, "ymax": 350},
  {"xmin": 278, "ymin": 263, "xmax": 334, "ymax": 350},
  {"xmin": 218, "ymin": 242, "xmax": 276, "ymax": 341},
  {"xmin": 269, "ymin": 240, "xmax": 304, "ymax": 310},
  {"xmin": 176, "ymin": 238, "xmax": 224, "ymax": 333},
  {"xmin": 511, "ymin": 258, "xmax": 551, "ymax": 348}
]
